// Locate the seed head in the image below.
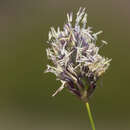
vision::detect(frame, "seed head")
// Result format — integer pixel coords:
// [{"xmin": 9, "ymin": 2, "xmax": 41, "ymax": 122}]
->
[{"xmin": 45, "ymin": 7, "xmax": 111, "ymax": 102}]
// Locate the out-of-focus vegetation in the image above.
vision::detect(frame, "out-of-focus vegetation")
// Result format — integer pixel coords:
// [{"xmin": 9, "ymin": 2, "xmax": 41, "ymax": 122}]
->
[{"xmin": 0, "ymin": 0, "xmax": 130, "ymax": 129}]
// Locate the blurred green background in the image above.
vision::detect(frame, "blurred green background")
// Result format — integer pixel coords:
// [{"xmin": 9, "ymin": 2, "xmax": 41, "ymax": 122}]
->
[{"xmin": 1, "ymin": 0, "xmax": 130, "ymax": 129}]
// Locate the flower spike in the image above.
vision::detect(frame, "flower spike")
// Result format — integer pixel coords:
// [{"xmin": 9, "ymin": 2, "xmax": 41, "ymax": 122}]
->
[{"xmin": 45, "ymin": 7, "xmax": 111, "ymax": 102}]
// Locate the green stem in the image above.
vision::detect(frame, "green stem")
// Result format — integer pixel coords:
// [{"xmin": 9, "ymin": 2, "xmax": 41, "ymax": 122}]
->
[{"xmin": 85, "ymin": 102, "xmax": 95, "ymax": 130}]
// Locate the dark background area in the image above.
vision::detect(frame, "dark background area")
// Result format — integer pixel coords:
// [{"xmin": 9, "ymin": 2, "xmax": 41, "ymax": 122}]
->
[{"xmin": 0, "ymin": 0, "xmax": 130, "ymax": 129}]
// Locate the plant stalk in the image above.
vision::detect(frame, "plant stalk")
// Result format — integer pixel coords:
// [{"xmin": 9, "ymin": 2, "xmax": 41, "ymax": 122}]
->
[{"xmin": 85, "ymin": 102, "xmax": 95, "ymax": 130}]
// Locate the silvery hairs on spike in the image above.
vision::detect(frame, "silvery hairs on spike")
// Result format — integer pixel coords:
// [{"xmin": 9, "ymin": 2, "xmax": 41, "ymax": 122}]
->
[{"xmin": 45, "ymin": 7, "xmax": 111, "ymax": 102}]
